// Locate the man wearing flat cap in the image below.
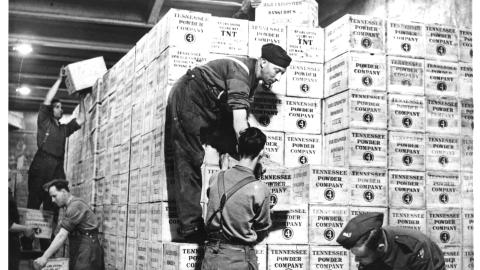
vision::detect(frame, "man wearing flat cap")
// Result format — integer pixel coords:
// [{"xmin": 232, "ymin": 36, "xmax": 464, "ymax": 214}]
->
[
  {"xmin": 337, "ymin": 212, "xmax": 445, "ymax": 270},
  {"xmin": 165, "ymin": 43, "xmax": 291, "ymax": 242},
  {"xmin": 33, "ymin": 179, "xmax": 104, "ymax": 270}
]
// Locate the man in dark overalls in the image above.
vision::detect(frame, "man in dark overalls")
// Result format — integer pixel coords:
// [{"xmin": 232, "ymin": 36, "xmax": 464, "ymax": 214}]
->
[
  {"xmin": 33, "ymin": 179, "xmax": 104, "ymax": 270},
  {"xmin": 27, "ymin": 67, "xmax": 85, "ymax": 249},
  {"xmin": 165, "ymin": 43, "xmax": 291, "ymax": 242},
  {"xmin": 202, "ymin": 127, "xmax": 271, "ymax": 270},
  {"xmin": 337, "ymin": 212, "xmax": 446, "ymax": 270}
]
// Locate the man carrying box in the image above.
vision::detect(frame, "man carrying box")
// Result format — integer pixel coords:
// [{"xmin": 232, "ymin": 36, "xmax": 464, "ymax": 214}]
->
[
  {"xmin": 165, "ymin": 43, "xmax": 291, "ymax": 242},
  {"xmin": 34, "ymin": 179, "xmax": 103, "ymax": 270},
  {"xmin": 202, "ymin": 127, "xmax": 271, "ymax": 270}
]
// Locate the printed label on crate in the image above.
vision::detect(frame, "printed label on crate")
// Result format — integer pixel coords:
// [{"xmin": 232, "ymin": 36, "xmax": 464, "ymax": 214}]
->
[
  {"xmin": 425, "ymin": 134, "xmax": 460, "ymax": 171},
  {"xmin": 248, "ymin": 22, "xmax": 287, "ymax": 58},
  {"xmin": 388, "ymin": 132, "xmax": 425, "ymax": 171},
  {"xmin": 163, "ymin": 243, "xmax": 203, "ymax": 270},
  {"xmin": 283, "ymin": 96, "xmax": 321, "ymax": 134},
  {"xmin": 209, "ymin": 16, "xmax": 248, "ymax": 56},
  {"xmin": 129, "ymin": 169, "xmax": 139, "ymax": 204},
  {"xmin": 127, "ymin": 204, "xmax": 138, "ymax": 238},
  {"xmin": 350, "ymin": 167, "xmax": 387, "ymax": 206},
  {"xmin": 255, "ymin": 245, "xmax": 267, "ymax": 270},
  {"xmin": 161, "ymin": 201, "xmax": 185, "ymax": 242},
  {"xmin": 162, "ymin": 9, "xmax": 210, "ymax": 51},
  {"xmin": 425, "ymin": 24, "xmax": 458, "ymax": 61},
  {"xmin": 117, "ymin": 205, "xmax": 128, "ymax": 236},
  {"xmin": 260, "ymin": 167, "xmax": 293, "ymax": 211},
  {"xmin": 426, "ymin": 96, "xmax": 459, "ymax": 134},
  {"xmin": 266, "ymin": 205, "xmax": 308, "ymax": 244},
  {"xmin": 349, "ymin": 207, "xmax": 389, "ymax": 224},
  {"xmin": 284, "ymin": 133, "xmax": 322, "ymax": 167},
  {"xmin": 462, "ymin": 208, "xmax": 474, "ymax": 246},
  {"xmin": 325, "ymin": 15, "xmax": 385, "ymax": 61},
  {"xmin": 425, "ymin": 61, "xmax": 458, "ymax": 96},
  {"xmin": 459, "ymin": 28, "xmax": 472, "ymax": 62},
  {"xmin": 325, "ymin": 90, "xmax": 387, "ymax": 133},
  {"xmin": 349, "ymin": 129, "xmax": 387, "ymax": 167},
  {"xmin": 149, "ymin": 203, "xmax": 162, "ymax": 241},
  {"xmin": 287, "ymin": 25, "xmax": 324, "ymax": 63},
  {"xmin": 141, "ymin": 132, "xmax": 153, "ymax": 168},
  {"xmin": 442, "ymin": 245, "xmax": 461, "ymax": 270},
  {"xmin": 461, "ymin": 136, "xmax": 473, "ymax": 171},
  {"xmin": 459, "ymin": 63, "xmax": 473, "ymax": 98},
  {"xmin": 386, "ymin": 20, "xmax": 425, "ymax": 57},
  {"xmin": 324, "ymin": 53, "xmax": 387, "ymax": 97},
  {"xmin": 310, "ymin": 245, "xmax": 349, "ymax": 270},
  {"xmin": 463, "ymin": 247, "xmax": 474, "ymax": 270},
  {"xmin": 18, "ymin": 208, "xmax": 54, "ymax": 239},
  {"xmin": 308, "ymin": 166, "xmax": 349, "ymax": 204},
  {"xmin": 388, "ymin": 170, "xmax": 425, "ymax": 209},
  {"xmin": 427, "ymin": 209, "xmax": 461, "ymax": 245},
  {"xmin": 389, "ymin": 208, "xmax": 426, "ymax": 233},
  {"xmin": 426, "ymin": 171, "xmax": 460, "ymax": 208},
  {"xmin": 461, "ymin": 172, "xmax": 473, "ymax": 209},
  {"xmin": 309, "ymin": 205, "xmax": 348, "ymax": 245},
  {"xmin": 248, "ymin": 92, "xmax": 284, "ymax": 131},
  {"xmin": 388, "ymin": 94, "xmax": 425, "ymax": 132},
  {"xmin": 263, "ymin": 131, "xmax": 285, "ymax": 165},
  {"xmin": 267, "ymin": 244, "xmax": 309, "ymax": 270},
  {"xmin": 460, "ymin": 98, "xmax": 474, "ymax": 134},
  {"xmin": 286, "ymin": 61, "xmax": 323, "ymax": 98},
  {"xmin": 148, "ymin": 241, "xmax": 163, "ymax": 270},
  {"xmin": 255, "ymin": 0, "xmax": 318, "ymax": 27},
  {"xmin": 165, "ymin": 48, "xmax": 209, "ymax": 85},
  {"xmin": 126, "ymin": 237, "xmax": 137, "ymax": 269},
  {"xmin": 136, "ymin": 239, "xmax": 148, "ymax": 270},
  {"xmin": 42, "ymin": 258, "xmax": 69, "ymax": 270},
  {"xmin": 387, "ymin": 56, "xmax": 424, "ymax": 95}
]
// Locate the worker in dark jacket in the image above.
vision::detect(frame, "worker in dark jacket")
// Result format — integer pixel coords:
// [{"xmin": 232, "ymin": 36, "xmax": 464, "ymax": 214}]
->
[
  {"xmin": 26, "ymin": 67, "xmax": 84, "ymax": 249},
  {"xmin": 34, "ymin": 179, "xmax": 104, "ymax": 270},
  {"xmin": 165, "ymin": 43, "xmax": 291, "ymax": 242},
  {"xmin": 337, "ymin": 212, "xmax": 446, "ymax": 270}
]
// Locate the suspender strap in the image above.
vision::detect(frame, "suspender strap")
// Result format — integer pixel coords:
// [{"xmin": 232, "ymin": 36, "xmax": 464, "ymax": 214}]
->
[{"xmin": 205, "ymin": 171, "xmax": 257, "ymax": 228}]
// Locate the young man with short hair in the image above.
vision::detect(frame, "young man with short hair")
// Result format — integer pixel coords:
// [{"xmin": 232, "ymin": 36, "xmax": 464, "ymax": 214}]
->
[{"xmin": 202, "ymin": 127, "xmax": 271, "ymax": 270}]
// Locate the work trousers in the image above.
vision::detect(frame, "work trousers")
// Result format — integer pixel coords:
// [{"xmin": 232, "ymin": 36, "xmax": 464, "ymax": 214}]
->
[
  {"xmin": 69, "ymin": 233, "xmax": 104, "ymax": 270},
  {"xmin": 165, "ymin": 68, "xmax": 237, "ymax": 235},
  {"xmin": 202, "ymin": 241, "xmax": 258, "ymax": 270}
]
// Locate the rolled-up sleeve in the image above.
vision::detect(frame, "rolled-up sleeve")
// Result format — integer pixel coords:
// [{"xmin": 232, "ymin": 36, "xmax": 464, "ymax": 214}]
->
[
  {"xmin": 61, "ymin": 201, "xmax": 86, "ymax": 232},
  {"xmin": 226, "ymin": 63, "xmax": 252, "ymax": 111}
]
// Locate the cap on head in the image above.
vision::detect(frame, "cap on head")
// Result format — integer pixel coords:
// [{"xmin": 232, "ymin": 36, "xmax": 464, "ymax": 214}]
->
[
  {"xmin": 261, "ymin": 43, "xmax": 292, "ymax": 69},
  {"xmin": 43, "ymin": 179, "xmax": 69, "ymax": 192},
  {"xmin": 336, "ymin": 212, "xmax": 384, "ymax": 249}
]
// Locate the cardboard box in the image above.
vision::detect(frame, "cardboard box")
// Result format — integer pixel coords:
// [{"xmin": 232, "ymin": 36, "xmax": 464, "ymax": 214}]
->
[
  {"xmin": 267, "ymin": 244, "xmax": 309, "ymax": 270},
  {"xmin": 386, "ymin": 56, "xmax": 425, "ymax": 95},
  {"xmin": 425, "ymin": 60, "xmax": 459, "ymax": 97},
  {"xmin": 306, "ymin": 166, "xmax": 349, "ymax": 205},
  {"xmin": 255, "ymin": 0, "xmax": 318, "ymax": 27},
  {"xmin": 324, "ymin": 129, "xmax": 387, "ymax": 168},
  {"xmin": 286, "ymin": 61, "xmax": 324, "ymax": 98},
  {"xmin": 248, "ymin": 22, "xmax": 287, "ymax": 58},
  {"xmin": 461, "ymin": 135, "xmax": 473, "ymax": 171},
  {"xmin": 385, "ymin": 20, "xmax": 426, "ymax": 58},
  {"xmin": 148, "ymin": 241, "xmax": 163, "ymax": 270},
  {"xmin": 127, "ymin": 204, "xmax": 138, "ymax": 238},
  {"xmin": 463, "ymin": 247, "xmax": 474, "ymax": 270},
  {"xmin": 461, "ymin": 171, "xmax": 473, "ymax": 209},
  {"xmin": 426, "ymin": 171, "xmax": 461, "ymax": 209},
  {"xmin": 325, "ymin": 14, "xmax": 385, "ymax": 61},
  {"xmin": 324, "ymin": 90, "xmax": 387, "ymax": 134},
  {"xmin": 441, "ymin": 245, "xmax": 462, "ymax": 270},
  {"xmin": 324, "ymin": 52, "xmax": 387, "ymax": 97},
  {"xmin": 458, "ymin": 63, "xmax": 473, "ymax": 98},
  {"xmin": 350, "ymin": 167, "xmax": 387, "ymax": 207},
  {"xmin": 163, "ymin": 243, "xmax": 203, "ymax": 270},
  {"xmin": 462, "ymin": 208, "xmax": 474, "ymax": 247},
  {"xmin": 283, "ymin": 96, "xmax": 321, "ymax": 134},
  {"xmin": 425, "ymin": 134, "xmax": 460, "ymax": 171},
  {"xmin": 150, "ymin": 165, "xmax": 165, "ymax": 202},
  {"xmin": 265, "ymin": 204, "xmax": 308, "ymax": 244},
  {"xmin": 18, "ymin": 208, "xmax": 54, "ymax": 239},
  {"xmin": 209, "ymin": 16, "xmax": 248, "ymax": 56},
  {"xmin": 388, "ymin": 131, "xmax": 425, "ymax": 171},
  {"xmin": 387, "ymin": 94, "xmax": 426, "ymax": 132},
  {"xmin": 308, "ymin": 205, "xmax": 348, "ymax": 245},
  {"xmin": 427, "ymin": 209, "xmax": 462, "ymax": 245},
  {"xmin": 254, "ymin": 245, "xmax": 267, "ymax": 270},
  {"xmin": 460, "ymin": 98, "xmax": 474, "ymax": 135},
  {"xmin": 248, "ymin": 93, "xmax": 285, "ymax": 132},
  {"xmin": 260, "ymin": 166, "xmax": 293, "ymax": 211},
  {"xmin": 309, "ymin": 245, "xmax": 349, "ymax": 270},
  {"xmin": 426, "ymin": 96, "xmax": 460, "ymax": 135},
  {"xmin": 284, "ymin": 133, "xmax": 322, "ymax": 167},
  {"xmin": 65, "ymin": 56, "xmax": 107, "ymax": 94},
  {"xmin": 263, "ymin": 131, "xmax": 285, "ymax": 166},
  {"xmin": 389, "ymin": 208, "xmax": 427, "ymax": 234},
  {"xmin": 286, "ymin": 25, "xmax": 324, "ymax": 63},
  {"xmin": 459, "ymin": 28, "xmax": 472, "ymax": 62},
  {"xmin": 388, "ymin": 170, "xmax": 426, "ymax": 209},
  {"xmin": 425, "ymin": 24, "xmax": 458, "ymax": 61}
]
